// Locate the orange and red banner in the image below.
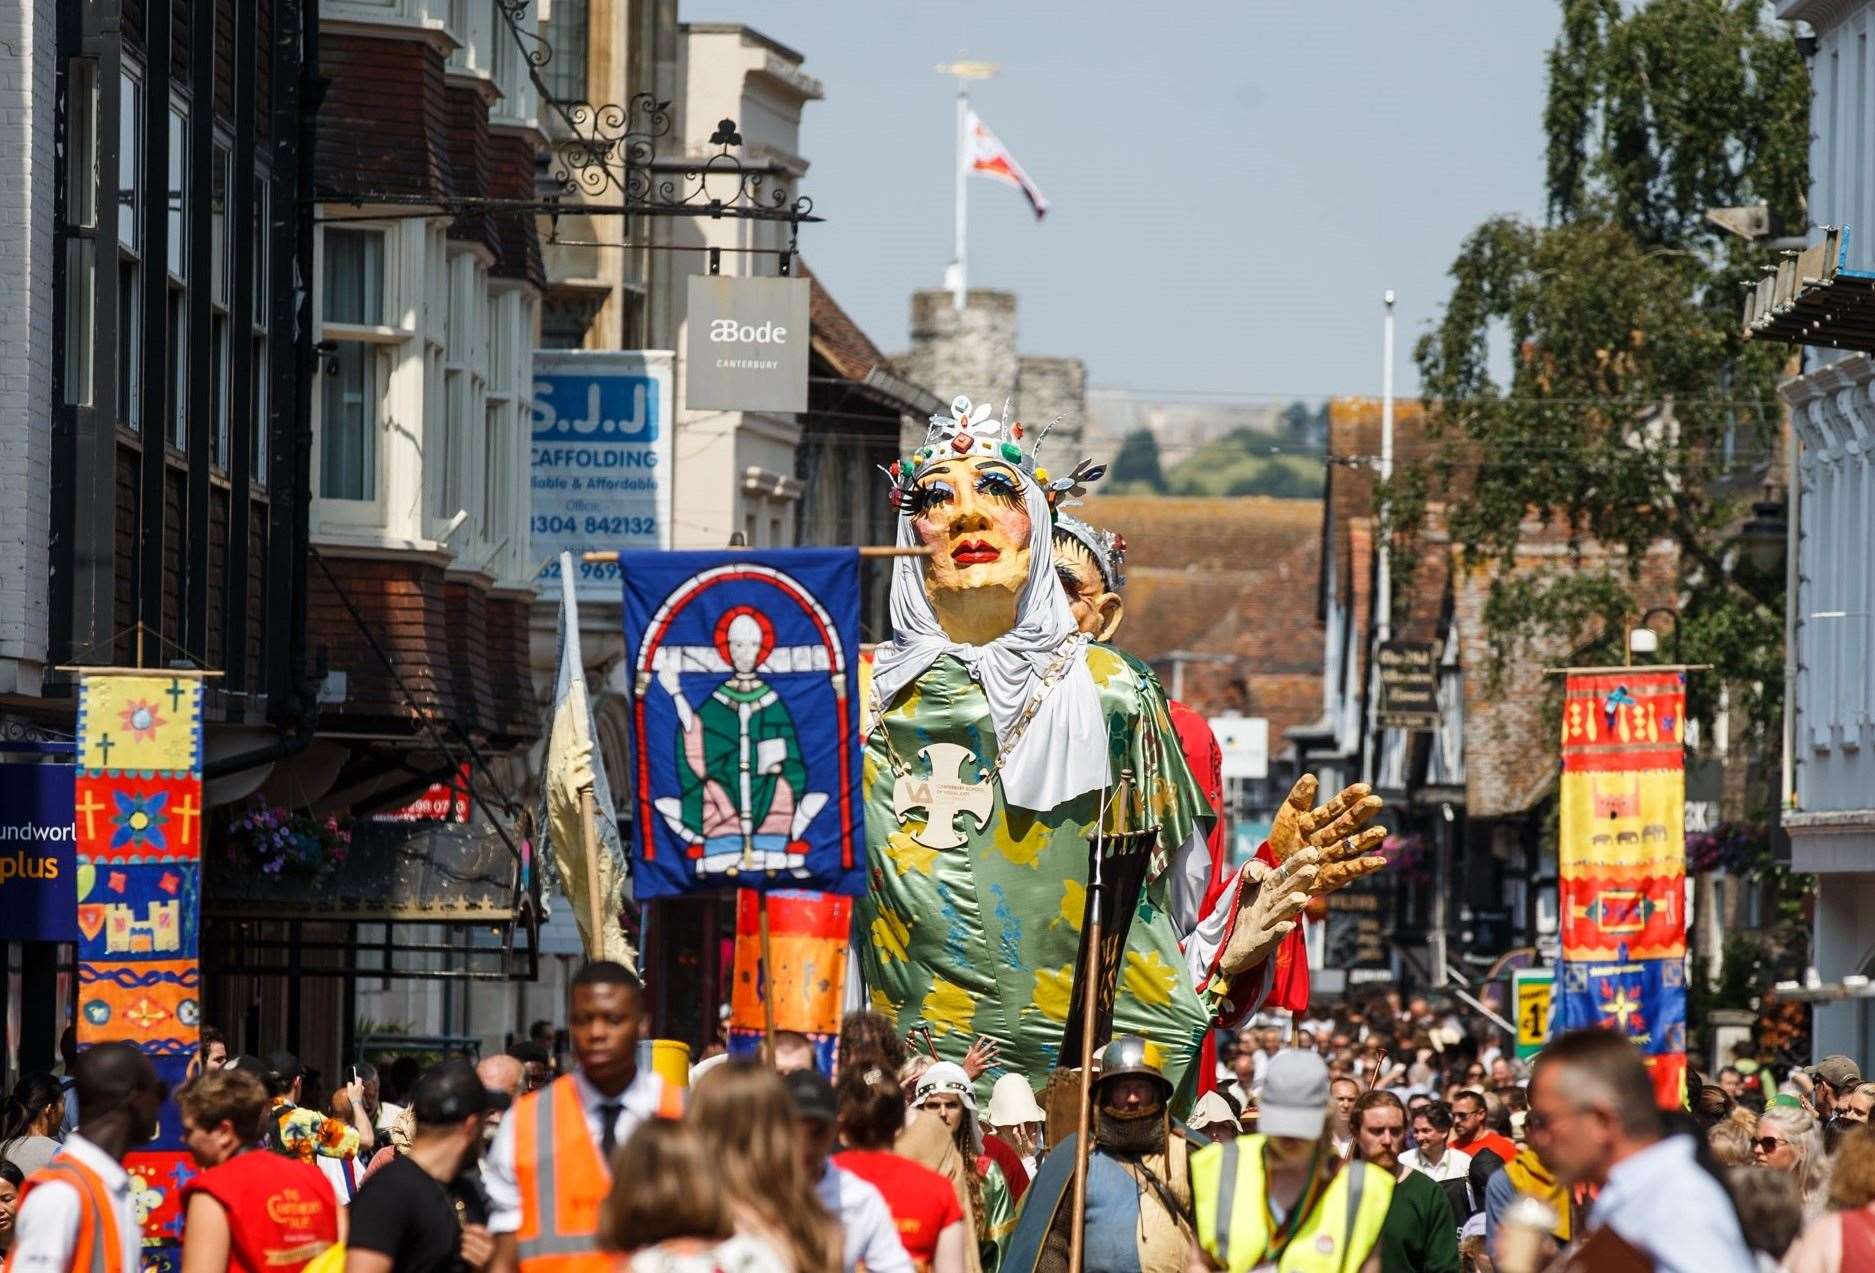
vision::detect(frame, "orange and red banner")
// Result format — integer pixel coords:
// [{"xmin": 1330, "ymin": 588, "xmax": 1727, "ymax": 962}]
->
[
  {"xmin": 728, "ymin": 888, "xmax": 852, "ymax": 1071},
  {"xmin": 1556, "ymin": 670, "xmax": 1688, "ymax": 1105}
]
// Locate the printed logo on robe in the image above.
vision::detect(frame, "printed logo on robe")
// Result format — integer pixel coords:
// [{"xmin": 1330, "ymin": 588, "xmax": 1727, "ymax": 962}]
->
[{"xmin": 620, "ymin": 549, "xmax": 865, "ymax": 898}]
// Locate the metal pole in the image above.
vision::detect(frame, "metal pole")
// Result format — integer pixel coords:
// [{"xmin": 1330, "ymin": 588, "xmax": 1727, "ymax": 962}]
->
[
  {"xmin": 1067, "ymin": 800, "xmax": 1105, "ymax": 1273},
  {"xmin": 1377, "ymin": 290, "xmax": 1396, "ymax": 645},
  {"xmin": 953, "ymin": 85, "xmax": 968, "ymax": 309},
  {"xmin": 759, "ymin": 893, "xmax": 778, "ymax": 1064}
]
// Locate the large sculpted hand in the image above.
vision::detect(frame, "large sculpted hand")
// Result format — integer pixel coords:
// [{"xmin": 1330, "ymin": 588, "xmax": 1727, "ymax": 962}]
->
[
  {"xmin": 1268, "ymin": 774, "xmax": 1388, "ymax": 895},
  {"xmin": 1218, "ymin": 851, "xmax": 1319, "ymax": 977}
]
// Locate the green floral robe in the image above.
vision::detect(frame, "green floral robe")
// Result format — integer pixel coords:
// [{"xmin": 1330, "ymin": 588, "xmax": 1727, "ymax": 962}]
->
[{"xmin": 859, "ymin": 645, "xmax": 1215, "ymax": 1101}]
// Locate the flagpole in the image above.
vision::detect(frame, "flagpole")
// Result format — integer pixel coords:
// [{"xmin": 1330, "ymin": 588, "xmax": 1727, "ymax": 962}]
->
[
  {"xmin": 954, "ymin": 84, "xmax": 967, "ymax": 310},
  {"xmin": 937, "ymin": 60, "xmax": 997, "ymax": 311}
]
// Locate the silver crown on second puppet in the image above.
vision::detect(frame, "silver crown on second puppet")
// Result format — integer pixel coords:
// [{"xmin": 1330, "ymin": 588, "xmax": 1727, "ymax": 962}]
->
[
  {"xmin": 882, "ymin": 395, "xmax": 1106, "ymax": 511},
  {"xmin": 1055, "ymin": 513, "xmax": 1127, "ymax": 590}
]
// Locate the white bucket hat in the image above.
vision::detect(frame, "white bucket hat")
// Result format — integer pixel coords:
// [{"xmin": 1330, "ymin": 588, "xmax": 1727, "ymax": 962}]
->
[{"xmin": 987, "ymin": 1073, "xmax": 1045, "ymax": 1126}]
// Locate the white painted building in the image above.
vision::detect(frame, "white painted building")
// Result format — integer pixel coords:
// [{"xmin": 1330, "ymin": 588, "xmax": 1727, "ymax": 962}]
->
[
  {"xmin": 650, "ymin": 22, "xmax": 822, "ymax": 550},
  {"xmin": 1774, "ymin": 1, "xmax": 1875, "ymax": 1059},
  {"xmin": 0, "ymin": 0, "xmax": 54, "ymax": 700}
]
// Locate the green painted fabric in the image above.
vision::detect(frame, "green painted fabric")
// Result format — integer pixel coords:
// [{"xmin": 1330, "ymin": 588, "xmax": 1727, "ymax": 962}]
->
[
  {"xmin": 859, "ymin": 645, "xmax": 1215, "ymax": 1102},
  {"xmin": 981, "ymin": 1158, "xmax": 1015, "ymax": 1273}
]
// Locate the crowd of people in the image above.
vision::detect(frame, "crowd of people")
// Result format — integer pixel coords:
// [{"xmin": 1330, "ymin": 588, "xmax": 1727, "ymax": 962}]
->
[{"xmin": 1, "ymin": 975, "xmax": 1872, "ymax": 1273}]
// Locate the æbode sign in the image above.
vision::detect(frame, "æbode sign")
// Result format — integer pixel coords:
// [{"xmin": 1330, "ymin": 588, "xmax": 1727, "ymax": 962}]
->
[
  {"xmin": 0, "ymin": 763, "xmax": 78, "ymax": 942},
  {"xmin": 685, "ymin": 275, "xmax": 810, "ymax": 413},
  {"xmin": 531, "ymin": 350, "xmax": 674, "ymax": 603},
  {"xmin": 1376, "ymin": 641, "xmax": 1440, "ymax": 731}
]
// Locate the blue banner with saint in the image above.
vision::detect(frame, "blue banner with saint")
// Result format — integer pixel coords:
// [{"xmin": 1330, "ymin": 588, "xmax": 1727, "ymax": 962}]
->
[{"xmin": 620, "ymin": 549, "xmax": 865, "ymax": 899}]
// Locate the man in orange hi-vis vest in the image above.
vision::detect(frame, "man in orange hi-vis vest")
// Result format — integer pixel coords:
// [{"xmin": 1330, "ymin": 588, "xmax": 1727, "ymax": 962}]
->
[
  {"xmin": 7, "ymin": 1043, "xmax": 166, "ymax": 1273},
  {"xmin": 485, "ymin": 963, "xmax": 683, "ymax": 1273}
]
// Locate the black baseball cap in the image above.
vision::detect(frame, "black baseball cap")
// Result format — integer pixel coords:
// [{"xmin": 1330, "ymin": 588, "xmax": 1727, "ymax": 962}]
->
[
  {"xmin": 784, "ymin": 1067, "xmax": 837, "ymax": 1124},
  {"xmin": 266, "ymin": 1051, "xmax": 304, "ymax": 1083},
  {"xmin": 411, "ymin": 1058, "xmax": 513, "ymax": 1124}
]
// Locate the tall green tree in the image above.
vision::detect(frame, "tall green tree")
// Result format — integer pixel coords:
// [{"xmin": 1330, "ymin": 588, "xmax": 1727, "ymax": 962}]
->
[
  {"xmin": 1390, "ymin": 0, "xmax": 1808, "ymax": 748},
  {"xmin": 1109, "ymin": 428, "xmax": 1167, "ymax": 492}
]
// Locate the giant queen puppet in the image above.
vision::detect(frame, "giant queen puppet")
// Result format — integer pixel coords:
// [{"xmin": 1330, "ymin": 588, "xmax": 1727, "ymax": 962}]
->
[{"xmin": 860, "ymin": 397, "xmax": 1387, "ymax": 1099}]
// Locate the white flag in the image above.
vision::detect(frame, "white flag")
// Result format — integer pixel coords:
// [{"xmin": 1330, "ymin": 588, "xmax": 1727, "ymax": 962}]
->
[
  {"xmin": 541, "ymin": 552, "xmax": 634, "ymax": 968},
  {"xmin": 965, "ymin": 107, "xmax": 1049, "ymax": 219}
]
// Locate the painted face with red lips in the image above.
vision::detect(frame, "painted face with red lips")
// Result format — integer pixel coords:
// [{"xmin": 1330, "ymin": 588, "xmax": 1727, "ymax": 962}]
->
[{"xmin": 908, "ymin": 457, "xmax": 1033, "ymax": 641}]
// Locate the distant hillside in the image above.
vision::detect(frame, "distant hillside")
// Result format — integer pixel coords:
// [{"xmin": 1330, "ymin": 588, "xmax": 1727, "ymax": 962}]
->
[{"xmin": 1107, "ymin": 421, "xmax": 1325, "ymax": 499}]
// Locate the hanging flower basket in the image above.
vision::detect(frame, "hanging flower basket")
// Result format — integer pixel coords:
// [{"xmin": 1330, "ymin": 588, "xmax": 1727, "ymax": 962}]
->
[
  {"xmin": 1686, "ymin": 821, "xmax": 1769, "ymax": 875},
  {"xmin": 225, "ymin": 801, "xmax": 352, "ymax": 879}
]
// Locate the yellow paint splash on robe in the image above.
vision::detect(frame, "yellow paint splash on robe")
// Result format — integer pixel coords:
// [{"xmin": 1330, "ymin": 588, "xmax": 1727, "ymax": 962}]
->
[
  {"xmin": 869, "ymin": 987, "xmax": 901, "ymax": 1023},
  {"xmin": 923, "ymin": 977, "xmax": 977, "ymax": 1037},
  {"xmin": 884, "ymin": 830, "xmax": 940, "ymax": 877},
  {"xmin": 871, "ymin": 908, "xmax": 912, "ymax": 964},
  {"xmin": 1031, "ymin": 964, "xmax": 1076, "ymax": 1023},
  {"xmin": 1121, "ymin": 948, "xmax": 1179, "ymax": 1007},
  {"xmin": 1054, "ymin": 879, "xmax": 1086, "ymax": 931},
  {"xmin": 1085, "ymin": 645, "xmax": 1126, "ymax": 689},
  {"xmin": 994, "ymin": 813, "xmax": 1051, "ymax": 869}
]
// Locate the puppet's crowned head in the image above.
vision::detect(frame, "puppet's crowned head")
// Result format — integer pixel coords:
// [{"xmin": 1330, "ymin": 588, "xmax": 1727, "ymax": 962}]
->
[{"xmin": 884, "ymin": 396, "xmax": 1107, "ymax": 645}]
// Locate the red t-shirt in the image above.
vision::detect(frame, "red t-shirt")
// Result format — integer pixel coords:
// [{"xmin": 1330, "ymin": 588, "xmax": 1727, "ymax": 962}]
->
[
  {"xmin": 833, "ymin": 1149, "xmax": 964, "ymax": 1266},
  {"xmin": 182, "ymin": 1148, "xmax": 340, "ymax": 1273}
]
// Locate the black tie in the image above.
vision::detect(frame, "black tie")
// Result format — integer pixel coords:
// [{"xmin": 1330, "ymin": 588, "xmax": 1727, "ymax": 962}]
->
[{"xmin": 598, "ymin": 1103, "xmax": 622, "ymax": 1164}]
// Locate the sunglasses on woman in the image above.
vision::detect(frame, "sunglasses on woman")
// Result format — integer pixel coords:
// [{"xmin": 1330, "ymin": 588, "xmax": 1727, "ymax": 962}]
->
[{"xmin": 1754, "ymin": 1136, "xmax": 1788, "ymax": 1153}]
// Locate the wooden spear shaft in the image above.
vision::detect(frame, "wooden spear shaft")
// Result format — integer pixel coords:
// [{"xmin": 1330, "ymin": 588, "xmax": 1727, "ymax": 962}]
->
[
  {"xmin": 759, "ymin": 892, "xmax": 778, "ymax": 1067},
  {"xmin": 579, "ymin": 788, "xmax": 606, "ymax": 960}
]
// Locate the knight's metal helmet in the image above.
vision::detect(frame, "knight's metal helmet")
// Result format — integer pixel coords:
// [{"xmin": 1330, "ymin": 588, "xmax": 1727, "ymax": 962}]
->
[{"xmin": 1095, "ymin": 1035, "xmax": 1172, "ymax": 1100}]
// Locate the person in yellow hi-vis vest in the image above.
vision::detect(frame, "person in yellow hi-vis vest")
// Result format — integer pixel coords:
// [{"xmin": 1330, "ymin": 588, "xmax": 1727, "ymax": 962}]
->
[
  {"xmin": 1189, "ymin": 1051, "xmax": 1393, "ymax": 1273},
  {"xmin": 485, "ymin": 963, "xmax": 684, "ymax": 1273}
]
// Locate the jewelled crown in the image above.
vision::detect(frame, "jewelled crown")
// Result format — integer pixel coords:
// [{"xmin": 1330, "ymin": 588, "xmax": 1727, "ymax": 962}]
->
[
  {"xmin": 1054, "ymin": 513, "xmax": 1127, "ymax": 590},
  {"xmin": 883, "ymin": 395, "xmax": 1106, "ymax": 512}
]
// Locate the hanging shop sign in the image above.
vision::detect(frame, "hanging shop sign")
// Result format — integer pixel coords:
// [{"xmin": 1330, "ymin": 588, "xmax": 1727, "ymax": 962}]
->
[
  {"xmin": 1513, "ymin": 967, "xmax": 1554, "ymax": 1059},
  {"xmin": 1376, "ymin": 641, "xmax": 1440, "ymax": 731},
  {"xmin": 685, "ymin": 276, "xmax": 810, "ymax": 414},
  {"xmin": 0, "ymin": 762, "xmax": 78, "ymax": 942},
  {"xmin": 531, "ymin": 350, "xmax": 674, "ymax": 603}
]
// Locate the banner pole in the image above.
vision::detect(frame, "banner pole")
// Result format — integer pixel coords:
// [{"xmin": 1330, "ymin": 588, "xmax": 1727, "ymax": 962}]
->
[
  {"xmin": 759, "ymin": 891, "xmax": 779, "ymax": 1065},
  {"xmin": 1068, "ymin": 785, "xmax": 1108, "ymax": 1273},
  {"xmin": 579, "ymin": 788, "xmax": 606, "ymax": 960}
]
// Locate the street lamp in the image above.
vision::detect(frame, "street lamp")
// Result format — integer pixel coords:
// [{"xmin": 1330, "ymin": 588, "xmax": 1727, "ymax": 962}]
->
[
  {"xmin": 1627, "ymin": 607, "xmax": 1680, "ymax": 664},
  {"xmin": 1736, "ymin": 489, "xmax": 1789, "ymax": 575}
]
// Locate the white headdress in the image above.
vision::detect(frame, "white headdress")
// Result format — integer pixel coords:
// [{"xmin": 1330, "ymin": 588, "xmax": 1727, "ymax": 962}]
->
[{"xmin": 871, "ymin": 397, "xmax": 1109, "ymax": 811}]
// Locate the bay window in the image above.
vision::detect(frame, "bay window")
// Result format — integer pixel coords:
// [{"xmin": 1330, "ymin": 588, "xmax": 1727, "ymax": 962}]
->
[
  {"xmin": 165, "ymin": 99, "xmax": 187, "ymax": 451},
  {"xmin": 211, "ymin": 142, "xmax": 231, "ymax": 467},
  {"xmin": 252, "ymin": 174, "xmax": 269, "ymax": 484},
  {"xmin": 117, "ymin": 64, "xmax": 142, "ymax": 431},
  {"xmin": 318, "ymin": 227, "xmax": 389, "ymax": 502}
]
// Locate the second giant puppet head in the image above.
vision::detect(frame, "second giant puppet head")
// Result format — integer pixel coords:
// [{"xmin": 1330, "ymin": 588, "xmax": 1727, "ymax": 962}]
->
[
  {"xmin": 1052, "ymin": 514, "xmax": 1126, "ymax": 642},
  {"xmin": 872, "ymin": 396, "xmax": 1111, "ymax": 811}
]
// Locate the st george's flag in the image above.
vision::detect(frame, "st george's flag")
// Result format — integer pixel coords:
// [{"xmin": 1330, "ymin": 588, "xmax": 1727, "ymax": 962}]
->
[{"xmin": 966, "ymin": 108, "xmax": 1049, "ymax": 219}]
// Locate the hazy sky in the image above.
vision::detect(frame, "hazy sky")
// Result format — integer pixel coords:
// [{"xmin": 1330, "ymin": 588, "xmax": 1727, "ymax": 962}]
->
[{"xmin": 686, "ymin": 1, "xmax": 1562, "ymax": 401}]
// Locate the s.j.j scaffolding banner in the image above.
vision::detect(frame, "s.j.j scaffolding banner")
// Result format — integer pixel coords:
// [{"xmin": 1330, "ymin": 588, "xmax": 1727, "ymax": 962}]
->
[
  {"xmin": 1557, "ymin": 669, "xmax": 1689, "ymax": 1106},
  {"xmin": 620, "ymin": 549, "xmax": 866, "ymax": 899}
]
